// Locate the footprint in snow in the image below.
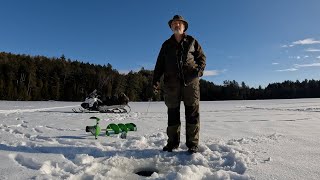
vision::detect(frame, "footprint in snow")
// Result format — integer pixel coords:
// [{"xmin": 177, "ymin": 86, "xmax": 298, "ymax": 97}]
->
[
  {"xmin": 33, "ymin": 128, "xmax": 43, "ymax": 133},
  {"xmin": 9, "ymin": 154, "xmax": 41, "ymax": 170}
]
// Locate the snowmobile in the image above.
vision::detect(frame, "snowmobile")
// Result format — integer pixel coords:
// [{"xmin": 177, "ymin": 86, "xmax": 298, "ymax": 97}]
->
[{"xmin": 72, "ymin": 89, "xmax": 131, "ymax": 113}]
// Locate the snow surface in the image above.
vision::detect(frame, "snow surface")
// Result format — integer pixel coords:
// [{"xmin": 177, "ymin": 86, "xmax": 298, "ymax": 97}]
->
[{"xmin": 1, "ymin": 99, "xmax": 320, "ymax": 180}]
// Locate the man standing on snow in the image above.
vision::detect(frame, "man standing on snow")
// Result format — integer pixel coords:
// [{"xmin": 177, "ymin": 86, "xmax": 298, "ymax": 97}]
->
[{"xmin": 152, "ymin": 15, "xmax": 206, "ymax": 153}]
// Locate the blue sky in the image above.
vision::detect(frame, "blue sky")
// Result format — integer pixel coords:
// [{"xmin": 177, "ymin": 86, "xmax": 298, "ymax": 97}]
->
[{"xmin": 1, "ymin": 0, "xmax": 320, "ymax": 87}]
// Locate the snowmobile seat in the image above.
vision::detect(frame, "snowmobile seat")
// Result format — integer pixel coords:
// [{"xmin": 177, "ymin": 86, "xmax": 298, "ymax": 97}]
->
[{"xmin": 102, "ymin": 93, "xmax": 129, "ymax": 106}]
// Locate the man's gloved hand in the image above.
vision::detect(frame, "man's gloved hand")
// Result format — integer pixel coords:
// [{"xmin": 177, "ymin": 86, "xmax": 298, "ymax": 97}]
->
[{"xmin": 153, "ymin": 82, "xmax": 160, "ymax": 95}]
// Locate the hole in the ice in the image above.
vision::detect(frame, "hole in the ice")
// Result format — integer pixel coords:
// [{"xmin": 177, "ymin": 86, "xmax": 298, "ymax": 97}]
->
[{"xmin": 135, "ymin": 168, "xmax": 159, "ymax": 177}]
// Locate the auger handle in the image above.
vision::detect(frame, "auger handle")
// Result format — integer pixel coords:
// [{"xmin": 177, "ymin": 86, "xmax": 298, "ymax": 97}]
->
[{"xmin": 90, "ymin": 117, "xmax": 101, "ymax": 139}]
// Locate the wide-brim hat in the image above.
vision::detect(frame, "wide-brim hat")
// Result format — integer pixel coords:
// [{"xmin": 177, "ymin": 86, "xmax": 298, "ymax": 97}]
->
[{"xmin": 168, "ymin": 15, "xmax": 188, "ymax": 32}]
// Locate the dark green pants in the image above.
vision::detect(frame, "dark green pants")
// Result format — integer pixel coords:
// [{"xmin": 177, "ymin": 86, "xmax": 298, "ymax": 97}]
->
[{"xmin": 163, "ymin": 79, "xmax": 200, "ymax": 148}]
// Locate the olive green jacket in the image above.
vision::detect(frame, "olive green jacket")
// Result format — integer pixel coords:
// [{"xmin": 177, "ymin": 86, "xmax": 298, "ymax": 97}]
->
[{"xmin": 153, "ymin": 34, "xmax": 206, "ymax": 87}]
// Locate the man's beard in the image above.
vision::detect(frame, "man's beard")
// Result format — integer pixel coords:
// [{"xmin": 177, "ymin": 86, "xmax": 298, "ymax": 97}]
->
[{"xmin": 173, "ymin": 29, "xmax": 183, "ymax": 35}]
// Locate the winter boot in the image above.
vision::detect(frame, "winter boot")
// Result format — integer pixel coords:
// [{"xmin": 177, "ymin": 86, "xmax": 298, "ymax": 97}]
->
[
  {"xmin": 187, "ymin": 145, "xmax": 199, "ymax": 154},
  {"xmin": 163, "ymin": 144, "xmax": 179, "ymax": 152}
]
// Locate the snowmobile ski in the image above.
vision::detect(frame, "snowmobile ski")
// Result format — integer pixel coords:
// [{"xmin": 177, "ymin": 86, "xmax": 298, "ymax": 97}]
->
[
  {"xmin": 98, "ymin": 104, "xmax": 131, "ymax": 113},
  {"xmin": 72, "ymin": 107, "xmax": 99, "ymax": 113}
]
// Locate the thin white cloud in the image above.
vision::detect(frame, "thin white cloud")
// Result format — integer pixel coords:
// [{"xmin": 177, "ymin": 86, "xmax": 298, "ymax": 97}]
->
[
  {"xmin": 277, "ymin": 62, "xmax": 320, "ymax": 72},
  {"xmin": 289, "ymin": 56, "xmax": 303, "ymax": 59},
  {"xmin": 203, "ymin": 69, "xmax": 227, "ymax": 76},
  {"xmin": 277, "ymin": 58, "xmax": 320, "ymax": 72},
  {"xmin": 305, "ymin": 48, "xmax": 320, "ymax": 52},
  {"xmin": 293, "ymin": 38, "xmax": 320, "ymax": 45},
  {"xmin": 288, "ymin": 55, "xmax": 309, "ymax": 60},
  {"xmin": 281, "ymin": 44, "xmax": 294, "ymax": 48},
  {"xmin": 272, "ymin": 62, "xmax": 279, "ymax": 65},
  {"xmin": 294, "ymin": 63, "xmax": 320, "ymax": 68},
  {"xmin": 276, "ymin": 68, "xmax": 298, "ymax": 72},
  {"xmin": 282, "ymin": 38, "xmax": 320, "ymax": 48}
]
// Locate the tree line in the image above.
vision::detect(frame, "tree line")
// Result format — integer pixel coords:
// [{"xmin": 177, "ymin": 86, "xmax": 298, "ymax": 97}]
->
[{"xmin": 1, "ymin": 52, "xmax": 320, "ymax": 101}]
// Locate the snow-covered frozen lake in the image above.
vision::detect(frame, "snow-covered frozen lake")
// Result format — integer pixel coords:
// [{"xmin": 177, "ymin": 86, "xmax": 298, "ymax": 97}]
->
[{"xmin": 1, "ymin": 99, "xmax": 320, "ymax": 179}]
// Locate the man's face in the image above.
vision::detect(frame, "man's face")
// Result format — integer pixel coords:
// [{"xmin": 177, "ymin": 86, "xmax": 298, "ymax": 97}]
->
[{"xmin": 171, "ymin": 20, "xmax": 185, "ymax": 35}]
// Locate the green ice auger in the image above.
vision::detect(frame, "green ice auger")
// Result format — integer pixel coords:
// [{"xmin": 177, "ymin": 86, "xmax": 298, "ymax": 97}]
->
[
  {"xmin": 89, "ymin": 116, "xmax": 101, "ymax": 139},
  {"xmin": 85, "ymin": 116, "xmax": 137, "ymax": 139}
]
